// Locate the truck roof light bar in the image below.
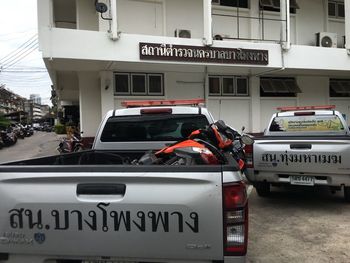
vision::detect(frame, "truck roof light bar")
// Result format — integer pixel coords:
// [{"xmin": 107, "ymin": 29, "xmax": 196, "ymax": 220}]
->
[
  {"xmin": 121, "ymin": 99, "xmax": 205, "ymax": 108},
  {"xmin": 276, "ymin": 105, "xmax": 336, "ymax": 112}
]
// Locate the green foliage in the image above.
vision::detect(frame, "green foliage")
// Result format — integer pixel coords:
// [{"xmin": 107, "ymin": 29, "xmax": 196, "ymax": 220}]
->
[
  {"xmin": 54, "ymin": 124, "xmax": 66, "ymax": 134},
  {"xmin": 0, "ymin": 115, "xmax": 10, "ymax": 130}
]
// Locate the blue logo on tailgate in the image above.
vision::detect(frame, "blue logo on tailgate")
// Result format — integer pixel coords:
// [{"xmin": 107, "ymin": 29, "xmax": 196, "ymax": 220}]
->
[{"xmin": 34, "ymin": 233, "xmax": 45, "ymax": 244}]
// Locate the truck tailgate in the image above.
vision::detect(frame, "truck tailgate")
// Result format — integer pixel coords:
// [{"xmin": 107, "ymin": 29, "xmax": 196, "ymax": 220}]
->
[
  {"xmin": 254, "ymin": 138, "xmax": 350, "ymax": 174},
  {"xmin": 0, "ymin": 166, "xmax": 224, "ymax": 261}
]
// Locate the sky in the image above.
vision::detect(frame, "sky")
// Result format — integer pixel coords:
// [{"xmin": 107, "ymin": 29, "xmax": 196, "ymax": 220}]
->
[{"xmin": 0, "ymin": 0, "xmax": 52, "ymax": 105}]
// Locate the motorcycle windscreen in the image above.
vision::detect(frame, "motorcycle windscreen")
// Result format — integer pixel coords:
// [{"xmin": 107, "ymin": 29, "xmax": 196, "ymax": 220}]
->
[{"xmin": 0, "ymin": 169, "xmax": 224, "ymax": 261}]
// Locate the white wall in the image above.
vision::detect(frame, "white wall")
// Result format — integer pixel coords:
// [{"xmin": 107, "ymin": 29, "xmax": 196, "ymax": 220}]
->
[
  {"xmin": 78, "ymin": 72, "xmax": 101, "ymax": 137},
  {"xmin": 165, "ymin": 0, "xmax": 203, "ymax": 38},
  {"xmin": 329, "ymin": 20, "xmax": 346, "ymax": 48},
  {"xmin": 56, "ymin": 72, "xmax": 79, "ymax": 102},
  {"xmin": 100, "ymin": 71, "xmax": 115, "ymax": 118},
  {"xmin": 76, "ymin": 0, "xmax": 98, "ymax": 31},
  {"xmin": 296, "ymin": 0, "xmax": 325, "ymax": 45},
  {"xmin": 297, "ymin": 76, "xmax": 329, "ymax": 105},
  {"xmin": 165, "ymin": 72, "xmax": 205, "ymax": 99},
  {"xmin": 208, "ymin": 98, "xmax": 251, "ymax": 131},
  {"xmin": 117, "ymin": 0, "xmax": 164, "ymax": 36}
]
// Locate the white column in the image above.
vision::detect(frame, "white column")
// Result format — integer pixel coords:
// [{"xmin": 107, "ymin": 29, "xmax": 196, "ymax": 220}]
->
[
  {"xmin": 250, "ymin": 0, "xmax": 260, "ymax": 40},
  {"xmin": 100, "ymin": 71, "xmax": 115, "ymax": 118},
  {"xmin": 250, "ymin": 76, "xmax": 261, "ymax": 133},
  {"xmin": 37, "ymin": 0, "xmax": 53, "ymax": 52},
  {"xmin": 323, "ymin": 0, "xmax": 329, "ymax": 32},
  {"xmin": 203, "ymin": 0, "xmax": 212, "ymax": 46},
  {"xmin": 78, "ymin": 72, "xmax": 101, "ymax": 138},
  {"xmin": 345, "ymin": 0, "xmax": 350, "ymax": 54},
  {"xmin": 280, "ymin": 0, "xmax": 290, "ymax": 50},
  {"xmin": 110, "ymin": 0, "xmax": 119, "ymax": 40}
]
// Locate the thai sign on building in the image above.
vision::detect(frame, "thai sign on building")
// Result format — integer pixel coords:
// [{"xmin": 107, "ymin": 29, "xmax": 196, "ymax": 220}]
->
[{"xmin": 139, "ymin": 42, "xmax": 268, "ymax": 65}]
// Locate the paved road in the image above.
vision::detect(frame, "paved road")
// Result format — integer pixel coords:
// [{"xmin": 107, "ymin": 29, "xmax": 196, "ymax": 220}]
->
[
  {"xmin": 247, "ymin": 186, "xmax": 350, "ymax": 263},
  {"xmin": 0, "ymin": 131, "xmax": 61, "ymax": 164},
  {"xmin": 1, "ymin": 133, "xmax": 350, "ymax": 262}
]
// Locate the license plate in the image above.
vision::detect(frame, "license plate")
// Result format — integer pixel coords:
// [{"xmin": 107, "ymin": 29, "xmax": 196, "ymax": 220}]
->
[{"xmin": 290, "ymin": 175, "xmax": 315, "ymax": 186}]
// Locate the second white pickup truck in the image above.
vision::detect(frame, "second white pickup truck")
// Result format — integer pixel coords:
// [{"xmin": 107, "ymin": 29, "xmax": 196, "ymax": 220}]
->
[{"xmin": 246, "ymin": 105, "xmax": 350, "ymax": 201}]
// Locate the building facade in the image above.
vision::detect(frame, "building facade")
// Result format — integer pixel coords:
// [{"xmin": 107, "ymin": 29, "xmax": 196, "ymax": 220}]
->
[
  {"xmin": 0, "ymin": 85, "xmax": 26, "ymax": 116},
  {"xmin": 37, "ymin": 0, "xmax": 350, "ymax": 141}
]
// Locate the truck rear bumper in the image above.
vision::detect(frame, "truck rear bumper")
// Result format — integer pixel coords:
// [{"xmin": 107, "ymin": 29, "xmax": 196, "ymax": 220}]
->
[
  {"xmin": 246, "ymin": 169, "xmax": 350, "ymax": 187},
  {"xmin": 1, "ymin": 254, "xmax": 246, "ymax": 263}
]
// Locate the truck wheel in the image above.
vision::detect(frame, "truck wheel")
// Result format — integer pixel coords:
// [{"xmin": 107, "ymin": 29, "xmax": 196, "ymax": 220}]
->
[
  {"xmin": 254, "ymin": 182, "xmax": 270, "ymax": 197},
  {"xmin": 344, "ymin": 186, "xmax": 350, "ymax": 202}
]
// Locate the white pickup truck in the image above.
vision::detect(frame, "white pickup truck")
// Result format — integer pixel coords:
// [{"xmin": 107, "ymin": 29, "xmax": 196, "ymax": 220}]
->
[
  {"xmin": 0, "ymin": 99, "xmax": 248, "ymax": 263},
  {"xmin": 246, "ymin": 105, "xmax": 350, "ymax": 201}
]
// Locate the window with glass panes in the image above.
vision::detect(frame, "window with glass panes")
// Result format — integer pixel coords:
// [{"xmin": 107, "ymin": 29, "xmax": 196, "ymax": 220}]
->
[
  {"xmin": 212, "ymin": 0, "xmax": 249, "ymax": 8},
  {"xmin": 115, "ymin": 73, "xmax": 163, "ymax": 96},
  {"xmin": 209, "ymin": 76, "xmax": 249, "ymax": 96},
  {"xmin": 328, "ymin": 0, "xmax": 344, "ymax": 19}
]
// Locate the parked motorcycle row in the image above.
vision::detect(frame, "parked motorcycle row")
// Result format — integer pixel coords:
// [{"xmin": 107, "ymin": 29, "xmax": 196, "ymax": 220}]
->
[{"xmin": 0, "ymin": 123, "xmax": 34, "ymax": 149}]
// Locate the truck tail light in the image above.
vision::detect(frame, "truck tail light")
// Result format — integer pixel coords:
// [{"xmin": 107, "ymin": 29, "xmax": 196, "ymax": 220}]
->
[
  {"xmin": 244, "ymin": 144, "xmax": 253, "ymax": 168},
  {"xmin": 141, "ymin": 108, "xmax": 172, "ymax": 114},
  {"xmin": 223, "ymin": 182, "xmax": 248, "ymax": 256}
]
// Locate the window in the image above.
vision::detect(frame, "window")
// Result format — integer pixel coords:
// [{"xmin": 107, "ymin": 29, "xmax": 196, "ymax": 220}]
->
[
  {"xmin": 148, "ymin": 74, "xmax": 163, "ymax": 95},
  {"xmin": 115, "ymin": 73, "xmax": 164, "ymax": 95},
  {"xmin": 269, "ymin": 115, "xmax": 345, "ymax": 133},
  {"xmin": 131, "ymin": 74, "xmax": 146, "ymax": 94},
  {"xmin": 259, "ymin": 0, "xmax": 299, "ymax": 13},
  {"xmin": 115, "ymin": 73, "xmax": 130, "ymax": 94},
  {"xmin": 212, "ymin": 0, "xmax": 249, "ymax": 8},
  {"xmin": 209, "ymin": 76, "xmax": 249, "ymax": 96},
  {"xmin": 330, "ymin": 79, "xmax": 350, "ymax": 97},
  {"xmin": 328, "ymin": 0, "xmax": 344, "ymax": 19},
  {"xmin": 260, "ymin": 77, "xmax": 301, "ymax": 97},
  {"xmin": 100, "ymin": 114, "xmax": 210, "ymax": 142},
  {"xmin": 209, "ymin": 77, "xmax": 221, "ymax": 95},
  {"xmin": 222, "ymin": 77, "xmax": 234, "ymax": 95}
]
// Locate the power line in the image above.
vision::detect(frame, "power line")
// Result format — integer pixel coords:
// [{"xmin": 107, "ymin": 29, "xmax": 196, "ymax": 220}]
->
[
  {"xmin": 2, "ymin": 43, "xmax": 39, "ymax": 70},
  {"xmin": 0, "ymin": 34, "xmax": 37, "ymax": 63},
  {"xmin": 1, "ymin": 40, "xmax": 38, "ymax": 67}
]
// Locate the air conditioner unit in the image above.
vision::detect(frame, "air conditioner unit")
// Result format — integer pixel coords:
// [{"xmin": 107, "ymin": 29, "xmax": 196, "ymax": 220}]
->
[
  {"xmin": 316, "ymin": 32, "xmax": 337, "ymax": 48},
  {"xmin": 174, "ymin": 29, "xmax": 191, "ymax": 38}
]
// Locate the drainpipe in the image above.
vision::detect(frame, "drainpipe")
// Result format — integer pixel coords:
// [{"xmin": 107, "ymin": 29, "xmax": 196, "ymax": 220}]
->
[
  {"xmin": 203, "ymin": 0, "xmax": 213, "ymax": 46},
  {"xmin": 109, "ymin": 0, "xmax": 119, "ymax": 40},
  {"xmin": 345, "ymin": 0, "xmax": 350, "ymax": 54},
  {"xmin": 280, "ymin": 0, "xmax": 290, "ymax": 50}
]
